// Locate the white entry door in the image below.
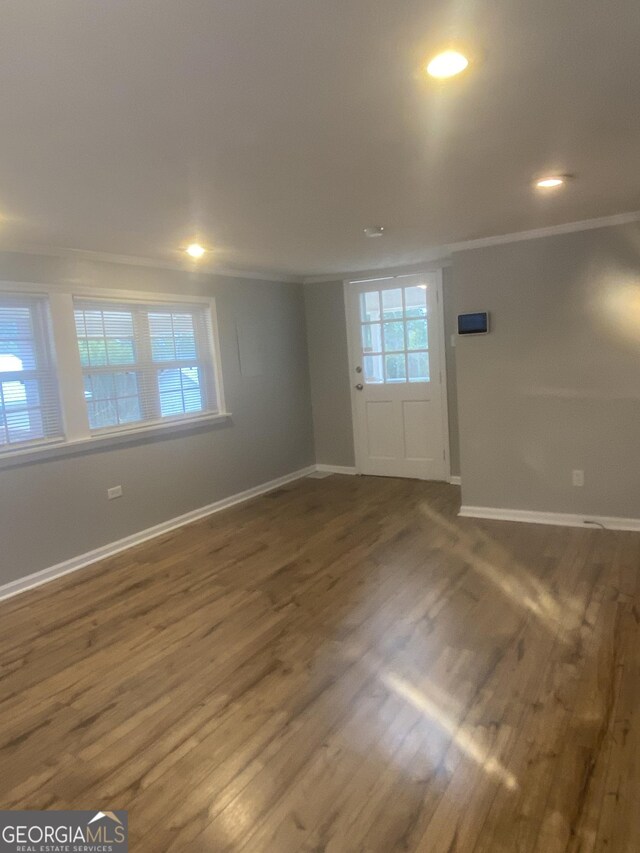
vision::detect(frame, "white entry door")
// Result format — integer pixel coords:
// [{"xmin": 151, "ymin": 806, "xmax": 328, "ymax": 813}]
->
[{"xmin": 345, "ymin": 272, "xmax": 449, "ymax": 480}]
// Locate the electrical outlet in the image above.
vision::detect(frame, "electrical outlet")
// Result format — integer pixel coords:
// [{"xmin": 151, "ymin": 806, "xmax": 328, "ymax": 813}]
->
[
  {"xmin": 107, "ymin": 485, "xmax": 123, "ymax": 500},
  {"xmin": 572, "ymin": 470, "xmax": 584, "ymax": 487}
]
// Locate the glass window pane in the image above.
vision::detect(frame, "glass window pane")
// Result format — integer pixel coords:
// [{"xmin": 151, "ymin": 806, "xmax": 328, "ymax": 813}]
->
[
  {"xmin": 0, "ymin": 307, "xmax": 32, "ymax": 337},
  {"xmin": 0, "ymin": 340, "xmax": 36, "ymax": 370},
  {"xmin": 360, "ymin": 291, "xmax": 381, "ymax": 322},
  {"xmin": 0, "ymin": 353, "xmax": 24, "ymax": 374},
  {"xmin": 2, "ymin": 379, "xmax": 27, "ymax": 406},
  {"xmin": 383, "ymin": 321, "xmax": 404, "ymax": 352},
  {"xmin": 2, "ymin": 378, "xmax": 40, "ymax": 409},
  {"xmin": 382, "ymin": 289, "xmax": 403, "ymax": 320},
  {"xmin": 385, "ymin": 353, "xmax": 406, "ymax": 383},
  {"xmin": 404, "ymin": 286, "xmax": 427, "ymax": 318},
  {"xmin": 361, "ymin": 323, "xmax": 382, "ymax": 353},
  {"xmin": 148, "ymin": 312, "xmax": 173, "ymax": 336},
  {"xmin": 89, "ymin": 372, "xmax": 115, "ymax": 399},
  {"xmin": 88, "ymin": 400, "xmax": 118, "ymax": 430},
  {"xmin": 85, "ymin": 370, "xmax": 142, "ymax": 428},
  {"xmin": 175, "ymin": 334, "xmax": 196, "ymax": 360},
  {"xmin": 406, "ymin": 319, "xmax": 428, "ymax": 350},
  {"xmin": 78, "ymin": 339, "xmax": 89, "ymax": 367},
  {"xmin": 159, "ymin": 391, "xmax": 184, "ymax": 417},
  {"xmin": 83, "ymin": 375, "xmax": 93, "ymax": 400},
  {"xmin": 74, "ymin": 312, "xmax": 87, "ymax": 337},
  {"xmin": 408, "ymin": 351, "xmax": 430, "ymax": 382},
  {"xmin": 22, "ymin": 379, "xmax": 41, "ymax": 406},
  {"xmin": 88, "ymin": 340, "xmax": 108, "ymax": 367},
  {"xmin": 158, "ymin": 368, "xmax": 181, "ymax": 392},
  {"xmin": 103, "ymin": 311, "xmax": 134, "ymax": 337},
  {"xmin": 114, "ymin": 371, "xmax": 139, "ymax": 397},
  {"xmin": 83, "ymin": 310, "xmax": 105, "ymax": 337},
  {"xmin": 151, "ymin": 336, "xmax": 176, "ymax": 361},
  {"xmin": 117, "ymin": 397, "xmax": 142, "ymax": 424},
  {"xmin": 6, "ymin": 409, "xmax": 43, "ymax": 442},
  {"xmin": 363, "ymin": 354, "xmax": 383, "ymax": 384},
  {"xmin": 181, "ymin": 368, "xmax": 202, "ymax": 412},
  {"xmin": 106, "ymin": 338, "xmax": 135, "ymax": 365}
]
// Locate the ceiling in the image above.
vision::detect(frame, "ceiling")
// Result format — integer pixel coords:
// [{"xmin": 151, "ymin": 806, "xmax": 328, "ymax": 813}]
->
[{"xmin": 1, "ymin": 0, "xmax": 639, "ymax": 278}]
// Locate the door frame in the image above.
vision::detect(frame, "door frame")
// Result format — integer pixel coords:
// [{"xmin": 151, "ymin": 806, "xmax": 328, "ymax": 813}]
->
[{"xmin": 343, "ymin": 268, "xmax": 452, "ymax": 480}]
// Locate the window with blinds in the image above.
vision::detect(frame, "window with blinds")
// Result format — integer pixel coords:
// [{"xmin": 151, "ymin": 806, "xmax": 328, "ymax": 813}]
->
[
  {"xmin": 0, "ymin": 296, "xmax": 62, "ymax": 450},
  {"xmin": 73, "ymin": 300, "xmax": 218, "ymax": 432}
]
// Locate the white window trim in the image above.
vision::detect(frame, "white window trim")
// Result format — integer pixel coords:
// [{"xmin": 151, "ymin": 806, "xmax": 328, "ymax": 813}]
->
[{"xmin": 0, "ymin": 281, "xmax": 230, "ymax": 468}]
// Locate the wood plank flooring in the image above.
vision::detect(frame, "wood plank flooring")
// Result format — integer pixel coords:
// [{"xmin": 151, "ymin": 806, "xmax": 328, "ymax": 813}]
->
[{"xmin": 1, "ymin": 475, "xmax": 639, "ymax": 852}]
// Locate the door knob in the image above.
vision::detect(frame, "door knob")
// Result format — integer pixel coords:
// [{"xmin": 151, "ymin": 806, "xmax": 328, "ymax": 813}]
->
[{"xmin": 355, "ymin": 383, "xmax": 364, "ymax": 391}]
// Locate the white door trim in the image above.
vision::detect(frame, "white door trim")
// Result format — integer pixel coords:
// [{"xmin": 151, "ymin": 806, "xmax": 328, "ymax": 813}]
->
[{"xmin": 343, "ymin": 269, "xmax": 451, "ymax": 480}]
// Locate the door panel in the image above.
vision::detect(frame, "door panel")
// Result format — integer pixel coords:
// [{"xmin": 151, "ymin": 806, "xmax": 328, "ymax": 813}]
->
[
  {"xmin": 366, "ymin": 401, "xmax": 396, "ymax": 458},
  {"xmin": 346, "ymin": 273, "xmax": 448, "ymax": 480},
  {"xmin": 403, "ymin": 400, "xmax": 430, "ymax": 460}
]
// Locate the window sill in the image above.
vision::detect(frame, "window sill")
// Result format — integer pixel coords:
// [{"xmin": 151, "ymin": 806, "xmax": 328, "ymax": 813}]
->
[{"xmin": 0, "ymin": 412, "xmax": 232, "ymax": 470}]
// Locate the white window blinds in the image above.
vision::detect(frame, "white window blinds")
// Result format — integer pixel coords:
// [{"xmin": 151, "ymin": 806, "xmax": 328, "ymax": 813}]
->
[
  {"xmin": 0, "ymin": 295, "xmax": 63, "ymax": 451},
  {"xmin": 73, "ymin": 299, "xmax": 218, "ymax": 433}
]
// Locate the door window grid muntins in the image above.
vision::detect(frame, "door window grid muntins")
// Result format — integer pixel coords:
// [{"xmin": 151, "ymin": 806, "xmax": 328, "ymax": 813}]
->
[{"xmin": 359, "ymin": 286, "xmax": 430, "ymax": 384}]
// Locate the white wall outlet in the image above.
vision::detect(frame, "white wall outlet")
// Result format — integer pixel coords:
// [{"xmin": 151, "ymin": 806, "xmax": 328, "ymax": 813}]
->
[
  {"xmin": 572, "ymin": 470, "xmax": 584, "ymax": 487},
  {"xmin": 107, "ymin": 485, "xmax": 123, "ymax": 500}
]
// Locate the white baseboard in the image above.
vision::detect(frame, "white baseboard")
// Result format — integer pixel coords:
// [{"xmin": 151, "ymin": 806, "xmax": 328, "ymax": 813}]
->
[
  {"xmin": 0, "ymin": 465, "xmax": 317, "ymax": 603},
  {"xmin": 315, "ymin": 464, "xmax": 358, "ymax": 475},
  {"xmin": 459, "ymin": 505, "xmax": 640, "ymax": 532},
  {"xmin": 449, "ymin": 475, "xmax": 461, "ymax": 486}
]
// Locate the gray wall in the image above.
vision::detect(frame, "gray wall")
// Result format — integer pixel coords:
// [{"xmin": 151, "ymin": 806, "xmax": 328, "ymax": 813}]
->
[
  {"xmin": 453, "ymin": 221, "xmax": 640, "ymax": 517},
  {"xmin": 0, "ymin": 253, "xmax": 315, "ymax": 585},
  {"xmin": 303, "ymin": 273, "xmax": 461, "ymax": 476},
  {"xmin": 303, "ymin": 281, "xmax": 355, "ymax": 467}
]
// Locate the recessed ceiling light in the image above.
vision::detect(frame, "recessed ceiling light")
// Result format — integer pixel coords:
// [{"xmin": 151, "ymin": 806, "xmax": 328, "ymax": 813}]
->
[
  {"xmin": 186, "ymin": 243, "xmax": 206, "ymax": 259},
  {"xmin": 363, "ymin": 226, "xmax": 385, "ymax": 238},
  {"xmin": 535, "ymin": 176, "xmax": 565, "ymax": 189},
  {"xmin": 426, "ymin": 50, "xmax": 469, "ymax": 79},
  {"xmin": 417, "ymin": 284, "xmax": 428, "ymax": 290}
]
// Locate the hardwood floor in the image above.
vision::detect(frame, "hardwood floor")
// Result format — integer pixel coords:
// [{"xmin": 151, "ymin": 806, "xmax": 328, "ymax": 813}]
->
[{"xmin": 1, "ymin": 475, "xmax": 639, "ymax": 852}]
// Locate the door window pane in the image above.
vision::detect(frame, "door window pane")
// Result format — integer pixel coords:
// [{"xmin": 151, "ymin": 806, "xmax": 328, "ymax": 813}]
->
[
  {"xmin": 363, "ymin": 354, "xmax": 383, "ymax": 384},
  {"xmin": 382, "ymin": 289, "xmax": 403, "ymax": 320},
  {"xmin": 408, "ymin": 352, "xmax": 430, "ymax": 382},
  {"xmin": 361, "ymin": 323, "xmax": 382, "ymax": 353},
  {"xmin": 360, "ymin": 291, "xmax": 381, "ymax": 322},
  {"xmin": 406, "ymin": 318, "xmax": 428, "ymax": 350},
  {"xmin": 404, "ymin": 286, "xmax": 427, "ymax": 318},
  {"xmin": 383, "ymin": 321, "xmax": 405, "ymax": 352},
  {"xmin": 357, "ymin": 282, "xmax": 431, "ymax": 386},
  {"xmin": 385, "ymin": 353, "xmax": 406, "ymax": 382}
]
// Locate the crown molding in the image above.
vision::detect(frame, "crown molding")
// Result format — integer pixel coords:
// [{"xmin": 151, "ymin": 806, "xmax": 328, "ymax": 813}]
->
[
  {"xmin": 0, "ymin": 244, "xmax": 304, "ymax": 284},
  {"xmin": 3, "ymin": 209, "xmax": 639, "ymax": 287},
  {"xmin": 446, "ymin": 209, "xmax": 640, "ymax": 254},
  {"xmin": 302, "ymin": 209, "xmax": 640, "ymax": 284}
]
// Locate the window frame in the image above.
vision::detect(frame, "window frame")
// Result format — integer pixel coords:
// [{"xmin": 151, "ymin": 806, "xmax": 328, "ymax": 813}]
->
[
  {"xmin": 73, "ymin": 298, "xmax": 220, "ymax": 434},
  {"xmin": 0, "ymin": 292, "xmax": 64, "ymax": 452},
  {"xmin": 0, "ymin": 282, "xmax": 229, "ymax": 469}
]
